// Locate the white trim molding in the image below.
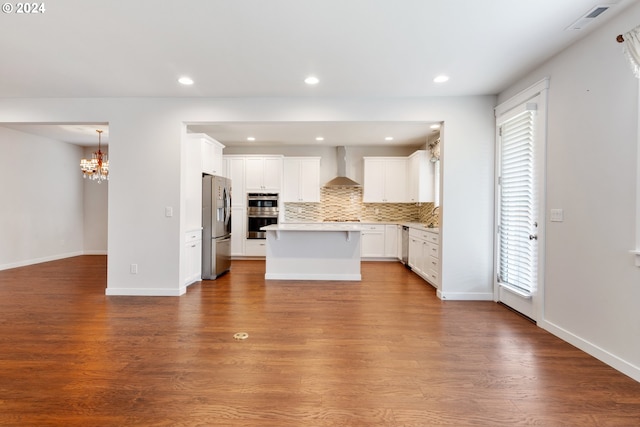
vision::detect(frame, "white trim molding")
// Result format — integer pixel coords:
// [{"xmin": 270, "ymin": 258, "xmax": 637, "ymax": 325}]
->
[
  {"xmin": 633, "ymin": 81, "xmax": 640, "ymax": 267},
  {"xmin": 539, "ymin": 319, "xmax": 640, "ymax": 382},
  {"xmin": 437, "ymin": 290, "xmax": 494, "ymax": 300}
]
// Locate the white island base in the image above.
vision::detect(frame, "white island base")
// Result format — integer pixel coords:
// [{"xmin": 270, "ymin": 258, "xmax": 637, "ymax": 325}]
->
[{"xmin": 262, "ymin": 224, "xmax": 362, "ymax": 281}]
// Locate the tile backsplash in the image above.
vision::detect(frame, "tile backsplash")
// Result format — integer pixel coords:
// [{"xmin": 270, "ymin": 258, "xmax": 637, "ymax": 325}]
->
[{"xmin": 284, "ymin": 187, "xmax": 440, "ymax": 225}]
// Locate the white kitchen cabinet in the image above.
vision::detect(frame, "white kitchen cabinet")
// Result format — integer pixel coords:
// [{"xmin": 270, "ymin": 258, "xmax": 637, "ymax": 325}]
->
[
  {"xmin": 424, "ymin": 231, "xmax": 440, "ymax": 288},
  {"xmin": 223, "ymin": 156, "xmax": 248, "ymax": 256},
  {"xmin": 408, "ymin": 232, "xmax": 423, "ymax": 274},
  {"xmin": 183, "ymin": 133, "xmax": 203, "ymax": 231},
  {"xmin": 283, "ymin": 157, "xmax": 321, "ymax": 202},
  {"xmin": 224, "ymin": 156, "xmax": 246, "ymax": 207},
  {"xmin": 384, "ymin": 224, "xmax": 400, "ymax": 258},
  {"xmin": 408, "ymin": 227, "xmax": 440, "ymax": 289},
  {"xmin": 363, "ymin": 157, "xmax": 408, "ymax": 202},
  {"xmin": 231, "ymin": 206, "xmax": 245, "ymax": 256},
  {"xmin": 407, "ymin": 150, "xmax": 434, "ymax": 203},
  {"xmin": 244, "ymin": 239, "xmax": 267, "ymax": 257},
  {"xmin": 245, "ymin": 156, "xmax": 283, "ymax": 191},
  {"xmin": 361, "ymin": 224, "xmax": 386, "ymax": 258},
  {"xmin": 183, "ymin": 230, "xmax": 202, "ymax": 286},
  {"xmin": 195, "ymin": 134, "xmax": 224, "ymax": 176}
]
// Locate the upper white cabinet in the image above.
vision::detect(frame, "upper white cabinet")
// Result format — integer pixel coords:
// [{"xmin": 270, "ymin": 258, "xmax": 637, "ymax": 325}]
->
[
  {"xmin": 192, "ymin": 133, "xmax": 224, "ymax": 176},
  {"xmin": 363, "ymin": 157, "xmax": 408, "ymax": 203},
  {"xmin": 408, "ymin": 150, "xmax": 434, "ymax": 203},
  {"xmin": 245, "ymin": 156, "xmax": 283, "ymax": 191},
  {"xmin": 283, "ymin": 157, "xmax": 321, "ymax": 202}
]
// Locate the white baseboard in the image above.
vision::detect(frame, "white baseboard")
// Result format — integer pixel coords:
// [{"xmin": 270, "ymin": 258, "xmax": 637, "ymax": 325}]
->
[
  {"xmin": 437, "ymin": 290, "xmax": 494, "ymax": 300},
  {"xmin": 105, "ymin": 287, "xmax": 186, "ymax": 296},
  {"xmin": 539, "ymin": 319, "xmax": 640, "ymax": 383},
  {"xmin": 0, "ymin": 251, "xmax": 85, "ymax": 271},
  {"xmin": 83, "ymin": 250, "xmax": 108, "ymax": 255}
]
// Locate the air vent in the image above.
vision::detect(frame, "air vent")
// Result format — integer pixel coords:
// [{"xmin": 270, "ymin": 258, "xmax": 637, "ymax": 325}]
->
[{"xmin": 566, "ymin": 5, "xmax": 610, "ymax": 30}]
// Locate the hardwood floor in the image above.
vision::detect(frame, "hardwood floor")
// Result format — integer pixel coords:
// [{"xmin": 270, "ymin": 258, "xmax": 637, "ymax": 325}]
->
[{"xmin": 0, "ymin": 256, "xmax": 639, "ymax": 426}]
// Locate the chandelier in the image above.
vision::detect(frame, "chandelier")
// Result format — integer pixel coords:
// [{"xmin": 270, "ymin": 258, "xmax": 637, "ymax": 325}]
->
[{"xmin": 80, "ymin": 129, "xmax": 109, "ymax": 182}]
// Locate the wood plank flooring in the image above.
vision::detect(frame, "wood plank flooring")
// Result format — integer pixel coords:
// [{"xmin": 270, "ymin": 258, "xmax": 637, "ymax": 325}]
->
[{"xmin": 0, "ymin": 256, "xmax": 639, "ymax": 426}]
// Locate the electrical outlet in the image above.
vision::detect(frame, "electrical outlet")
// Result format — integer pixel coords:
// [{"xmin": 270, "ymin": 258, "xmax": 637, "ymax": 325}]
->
[
  {"xmin": 130, "ymin": 264, "xmax": 138, "ymax": 274},
  {"xmin": 550, "ymin": 209, "xmax": 564, "ymax": 222}
]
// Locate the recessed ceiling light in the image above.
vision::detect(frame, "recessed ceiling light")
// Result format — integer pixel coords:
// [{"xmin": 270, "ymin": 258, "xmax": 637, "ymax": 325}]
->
[
  {"xmin": 385, "ymin": 136, "xmax": 394, "ymax": 141},
  {"xmin": 247, "ymin": 137, "xmax": 255, "ymax": 141},
  {"xmin": 433, "ymin": 75, "xmax": 449, "ymax": 83},
  {"xmin": 304, "ymin": 76, "xmax": 319, "ymax": 85},
  {"xmin": 315, "ymin": 137, "xmax": 324, "ymax": 141},
  {"xmin": 178, "ymin": 76, "xmax": 194, "ymax": 85},
  {"xmin": 430, "ymin": 124, "xmax": 441, "ymax": 129}
]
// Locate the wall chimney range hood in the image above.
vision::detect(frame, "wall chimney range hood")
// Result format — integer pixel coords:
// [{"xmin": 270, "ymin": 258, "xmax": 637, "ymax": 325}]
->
[{"xmin": 324, "ymin": 146, "xmax": 361, "ymax": 187}]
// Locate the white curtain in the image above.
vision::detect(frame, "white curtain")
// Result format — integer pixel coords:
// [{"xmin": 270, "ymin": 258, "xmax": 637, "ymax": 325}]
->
[{"xmin": 622, "ymin": 25, "xmax": 640, "ymax": 78}]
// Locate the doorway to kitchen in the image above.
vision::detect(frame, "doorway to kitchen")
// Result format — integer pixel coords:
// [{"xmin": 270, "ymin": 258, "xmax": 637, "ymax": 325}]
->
[{"xmin": 494, "ymin": 79, "xmax": 548, "ymax": 321}]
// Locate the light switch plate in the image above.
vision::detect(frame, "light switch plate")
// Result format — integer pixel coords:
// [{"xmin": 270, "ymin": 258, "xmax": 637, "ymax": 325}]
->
[
  {"xmin": 165, "ymin": 206, "xmax": 173, "ymax": 217},
  {"xmin": 550, "ymin": 209, "xmax": 564, "ymax": 222}
]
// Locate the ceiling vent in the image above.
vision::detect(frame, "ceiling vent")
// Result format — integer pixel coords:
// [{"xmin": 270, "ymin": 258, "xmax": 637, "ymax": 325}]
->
[{"xmin": 566, "ymin": 5, "xmax": 611, "ymax": 30}]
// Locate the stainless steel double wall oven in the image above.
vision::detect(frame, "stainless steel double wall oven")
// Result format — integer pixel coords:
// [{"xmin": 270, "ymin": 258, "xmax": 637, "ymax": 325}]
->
[{"xmin": 246, "ymin": 193, "xmax": 279, "ymax": 239}]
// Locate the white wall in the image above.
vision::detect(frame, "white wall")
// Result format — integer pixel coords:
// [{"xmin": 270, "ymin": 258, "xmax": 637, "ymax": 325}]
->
[
  {"xmin": 498, "ymin": 3, "xmax": 640, "ymax": 381},
  {"xmin": 0, "ymin": 96, "xmax": 496, "ymax": 299},
  {"xmin": 0, "ymin": 126, "xmax": 85, "ymax": 269}
]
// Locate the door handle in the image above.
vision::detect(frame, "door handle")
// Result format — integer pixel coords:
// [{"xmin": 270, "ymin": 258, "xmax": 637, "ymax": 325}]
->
[{"xmin": 529, "ymin": 234, "xmax": 538, "ymax": 240}]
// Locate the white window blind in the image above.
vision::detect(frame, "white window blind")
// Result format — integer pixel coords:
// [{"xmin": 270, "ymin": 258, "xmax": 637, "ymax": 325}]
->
[{"xmin": 498, "ymin": 110, "xmax": 537, "ymax": 294}]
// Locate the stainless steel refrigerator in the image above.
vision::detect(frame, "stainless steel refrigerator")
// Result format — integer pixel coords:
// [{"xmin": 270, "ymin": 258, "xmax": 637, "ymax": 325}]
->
[{"xmin": 202, "ymin": 174, "xmax": 232, "ymax": 279}]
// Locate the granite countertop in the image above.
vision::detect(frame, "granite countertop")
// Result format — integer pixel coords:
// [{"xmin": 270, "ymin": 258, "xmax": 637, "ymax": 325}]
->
[{"xmin": 404, "ymin": 222, "xmax": 440, "ymax": 233}]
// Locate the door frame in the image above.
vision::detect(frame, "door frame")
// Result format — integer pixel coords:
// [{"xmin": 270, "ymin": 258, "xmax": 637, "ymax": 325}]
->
[{"xmin": 493, "ymin": 78, "xmax": 549, "ymax": 322}]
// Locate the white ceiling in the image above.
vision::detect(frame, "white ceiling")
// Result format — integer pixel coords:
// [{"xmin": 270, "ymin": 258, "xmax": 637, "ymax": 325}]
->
[
  {"xmin": 0, "ymin": 0, "xmax": 634, "ymax": 146},
  {"xmin": 187, "ymin": 121, "xmax": 441, "ymax": 147}
]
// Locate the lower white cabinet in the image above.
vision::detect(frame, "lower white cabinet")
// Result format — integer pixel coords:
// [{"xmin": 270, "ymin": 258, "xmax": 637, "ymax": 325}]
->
[
  {"xmin": 183, "ymin": 231, "xmax": 202, "ymax": 286},
  {"xmin": 360, "ymin": 223, "xmax": 402, "ymax": 260},
  {"xmin": 425, "ymin": 234, "xmax": 440, "ymax": 287},
  {"xmin": 384, "ymin": 224, "xmax": 400, "ymax": 258},
  {"xmin": 361, "ymin": 224, "xmax": 386, "ymax": 258},
  {"xmin": 245, "ymin": 239, "xmax": 267, "ymax": 257},
  {"xmin": 408, "ymin": 227, "xmax": 440, "ymax": 288},
  {"xmin": 408, "ymin": 232, "xmax": 423, "ymax": 273}
]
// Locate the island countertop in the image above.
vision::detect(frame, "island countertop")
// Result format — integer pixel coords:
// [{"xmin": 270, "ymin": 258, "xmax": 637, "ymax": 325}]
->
[{"xmin": 261, "ymin": 223, "xmax": 364, "ymax": 232}]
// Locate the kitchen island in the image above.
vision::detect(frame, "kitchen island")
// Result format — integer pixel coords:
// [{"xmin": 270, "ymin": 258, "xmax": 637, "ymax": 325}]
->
[{"xmin": 261, "ymin": 223, "xmax": 363, "ymax": 280}]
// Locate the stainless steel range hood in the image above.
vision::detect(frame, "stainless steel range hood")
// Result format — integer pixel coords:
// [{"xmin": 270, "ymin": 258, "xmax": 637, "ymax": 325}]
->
[{"xmin": 324, "ymin": 146, "xmax": 361, "ymax": 187}]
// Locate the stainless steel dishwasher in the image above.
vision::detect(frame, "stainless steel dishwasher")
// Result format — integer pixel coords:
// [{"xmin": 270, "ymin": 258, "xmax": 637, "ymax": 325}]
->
[{"xmin": 401, "ymin": 226, "xmax": 410, "ymax": 267}]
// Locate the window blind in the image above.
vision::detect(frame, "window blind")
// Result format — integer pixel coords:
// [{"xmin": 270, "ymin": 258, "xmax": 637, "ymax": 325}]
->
[{"xmin": 498, "ymin": 110, "xmax": 536, "ymax": 294}]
